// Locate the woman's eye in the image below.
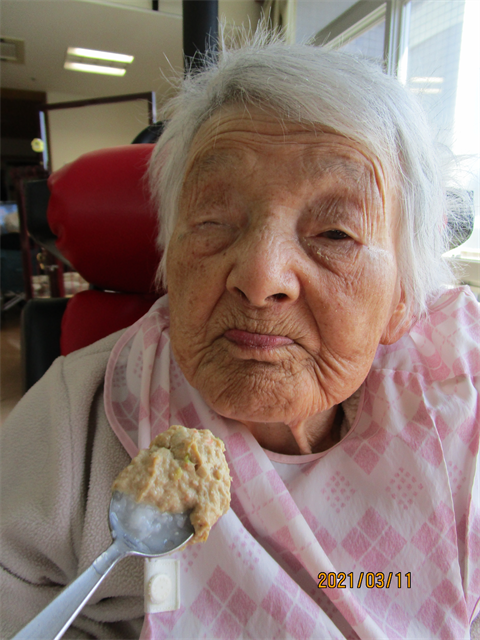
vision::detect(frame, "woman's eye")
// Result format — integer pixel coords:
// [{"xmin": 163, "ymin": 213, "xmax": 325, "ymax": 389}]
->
[
  {"xmin": 320, "ymin": 230, "xmax": 350, "ymax": 240},
  {"xmin": 197, "ymin": 220, "xmax": 221, "ymax": 227}
]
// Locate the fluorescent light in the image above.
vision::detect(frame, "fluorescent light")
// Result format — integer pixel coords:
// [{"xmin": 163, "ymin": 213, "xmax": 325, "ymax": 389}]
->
[
  {"xmin": 410, "ymin": 87, "xmax": 441, "ymax": 94},
  {"xmin": 64, "ymin": 61, "xmax": 126, "ymax": 76},
  {"xmin": 67, "ymin": 47, "xmax": 134, "ymax": 64},
  {"xmin": 411, "ymin": 76, "xmax": 444, "ymax": 83}
]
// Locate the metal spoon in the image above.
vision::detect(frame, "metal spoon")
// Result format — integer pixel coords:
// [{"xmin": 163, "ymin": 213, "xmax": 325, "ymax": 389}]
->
[{"xmin": 12, "ymin": 491, "xmax": 194, "ymax": 640}]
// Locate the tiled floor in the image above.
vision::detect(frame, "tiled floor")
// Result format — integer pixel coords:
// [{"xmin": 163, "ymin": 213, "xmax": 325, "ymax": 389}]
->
[{"xmin": 1, "ymin": 304, "xmax": 23, "ymax": 425}]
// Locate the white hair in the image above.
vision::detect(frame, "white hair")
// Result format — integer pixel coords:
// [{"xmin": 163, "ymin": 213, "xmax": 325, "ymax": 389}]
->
[{"xmin": 149, "ymin": 32, "xmax": 459, "ymax": 322}]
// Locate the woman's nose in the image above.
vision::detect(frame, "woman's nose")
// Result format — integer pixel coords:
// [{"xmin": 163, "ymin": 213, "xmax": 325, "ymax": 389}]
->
[{"xmin": 226, "ymin": 224, "xmax": 301, "ymax": 307}]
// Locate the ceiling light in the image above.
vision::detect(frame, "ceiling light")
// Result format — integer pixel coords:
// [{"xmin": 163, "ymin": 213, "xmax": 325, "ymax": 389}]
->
[
  {"xmin": 64, "ymin": 61, "xmax": 126, "ymax": 76},
  {"xmin": 410, "ymin": 87, "xmax": 442, "ymax": 94},
  {"xmin": 64, "ymin": 47, "xmax": 134, "ymax": 76},
  {"xmin": 66, "ymin": 47, "xmax": 134, "ymax": 64},
  {"xmin": 411, "ymin": 76, "xmax": 444, "ymax": 83}
]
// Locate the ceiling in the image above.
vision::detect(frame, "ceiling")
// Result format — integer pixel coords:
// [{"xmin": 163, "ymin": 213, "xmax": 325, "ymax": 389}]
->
[{"xmin": 1, "ymin": 0, "xmax": 188, "ymax": 102}]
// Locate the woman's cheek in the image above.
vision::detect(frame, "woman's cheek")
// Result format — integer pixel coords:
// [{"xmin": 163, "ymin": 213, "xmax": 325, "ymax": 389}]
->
[
  {"xmin": 305, "ymin": 239, "xmax": 364, "ymax": 282},
  {"xmin": 167, "ymin": 236, "xmax": 223, "ymax": 346}
]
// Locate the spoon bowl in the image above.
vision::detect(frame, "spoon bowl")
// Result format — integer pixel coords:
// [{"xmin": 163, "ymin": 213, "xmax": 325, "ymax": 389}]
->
[
  {"xmin": 12, "ymin": 492, "xmax": 194, "ymax": 640},
  {"xmin": 109, "ymin": 491, "xmax": 194, "ymax": 556}
]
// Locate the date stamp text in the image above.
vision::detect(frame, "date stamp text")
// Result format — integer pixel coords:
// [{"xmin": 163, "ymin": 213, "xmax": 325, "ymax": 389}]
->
[{"xmin": 317, "ymin": 572, "xmax": 411, "ymax": 589}]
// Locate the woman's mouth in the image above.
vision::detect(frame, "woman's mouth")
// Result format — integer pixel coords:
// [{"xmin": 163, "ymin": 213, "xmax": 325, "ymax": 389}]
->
[{"xmin": 224, "ymin": 329, "xmax": 294, "ymax": 349}]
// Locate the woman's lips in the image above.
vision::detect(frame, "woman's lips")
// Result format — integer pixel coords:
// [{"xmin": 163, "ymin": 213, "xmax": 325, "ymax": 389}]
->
[{"xmin": 224, "ymin": 329, "xmax": 294, "ymax": 349}]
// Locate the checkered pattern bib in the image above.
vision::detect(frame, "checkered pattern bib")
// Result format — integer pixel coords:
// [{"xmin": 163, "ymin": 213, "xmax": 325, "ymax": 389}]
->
[{"xmin": 104, "ymin": 287, "xmax": 480, "ymax": 639}]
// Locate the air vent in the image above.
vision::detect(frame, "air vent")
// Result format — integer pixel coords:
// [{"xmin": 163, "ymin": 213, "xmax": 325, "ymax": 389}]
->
[{"xmin": 0, "ymin": 37, "xmax": 25, "ymax": 64}]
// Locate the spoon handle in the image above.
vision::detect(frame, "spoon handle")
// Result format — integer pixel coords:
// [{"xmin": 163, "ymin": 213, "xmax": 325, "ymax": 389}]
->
[{"xmin": 12, "ymin": 539, "xmax": 126, "ymax": 640}]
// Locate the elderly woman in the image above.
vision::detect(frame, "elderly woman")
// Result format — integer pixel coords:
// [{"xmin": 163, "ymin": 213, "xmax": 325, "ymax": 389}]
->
[{"xmin": 1, "ymin": 38, "xmax": 479, "ymax": 640}]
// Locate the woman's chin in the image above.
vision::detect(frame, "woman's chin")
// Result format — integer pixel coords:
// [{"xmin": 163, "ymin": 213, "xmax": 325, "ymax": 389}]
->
[
  {"xmin": 186, "ymin": 350, "xmax": 342, "ymax": 428},
  {"xmin": 198, "ymin": 382, "xmax": 312, "ymax": 428}
]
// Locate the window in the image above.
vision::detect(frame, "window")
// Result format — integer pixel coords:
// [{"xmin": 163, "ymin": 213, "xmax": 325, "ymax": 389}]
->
[
  {"xmin": 339, "ymin": 18, "xmax": 385, "ymax": 62},
  {"xmin": 401, "ymin": 0, "xmax": 479, "ymax": 264}
]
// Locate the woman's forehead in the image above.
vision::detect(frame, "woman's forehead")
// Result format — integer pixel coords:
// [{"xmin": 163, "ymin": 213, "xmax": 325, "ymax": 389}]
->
[
  {"xmin": 185, "ymin": 104, "xmax": 389, "ymax": 188},
  {"xmin": 181, "ymin": 106, "xmax": 392, "ymax": 209}
]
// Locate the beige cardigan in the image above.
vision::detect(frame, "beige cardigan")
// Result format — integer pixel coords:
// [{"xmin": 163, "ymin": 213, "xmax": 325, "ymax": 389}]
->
[
  {"xmin": 0, "ymin": 331, "xmax": 143, "ymax": 639},
  {"xmin": 2, "ymin": 330, "xmax": 480, "ymax": 639}
]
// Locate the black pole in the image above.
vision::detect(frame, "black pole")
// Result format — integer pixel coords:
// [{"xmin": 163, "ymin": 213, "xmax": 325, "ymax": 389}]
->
[{"xmin": 182, "ymin": 0, "xmax": 218, "ymax": 72}]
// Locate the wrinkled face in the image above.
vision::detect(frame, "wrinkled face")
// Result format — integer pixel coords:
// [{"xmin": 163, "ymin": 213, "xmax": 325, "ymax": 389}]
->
[{"xmin": 166, "ymin": 105, "xmax": 407, "ymax": 436}]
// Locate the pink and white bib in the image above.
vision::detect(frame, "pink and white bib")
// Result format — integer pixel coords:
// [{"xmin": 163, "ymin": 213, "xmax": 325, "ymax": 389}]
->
[{"xmin": 105, "ymin": 286, "xmax": 480, "ymax": 639}]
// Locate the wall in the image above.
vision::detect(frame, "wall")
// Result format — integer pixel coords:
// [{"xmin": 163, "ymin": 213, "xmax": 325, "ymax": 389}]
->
[{"xmin": 46, "ymin": 92, "xmax": 150, "ymax": 171}]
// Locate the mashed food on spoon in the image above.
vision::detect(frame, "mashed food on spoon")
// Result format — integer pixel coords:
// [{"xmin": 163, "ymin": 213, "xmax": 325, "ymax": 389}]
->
[{"xmin": 112, "ymin": 425, "xmax": 231, "ymax": 543}]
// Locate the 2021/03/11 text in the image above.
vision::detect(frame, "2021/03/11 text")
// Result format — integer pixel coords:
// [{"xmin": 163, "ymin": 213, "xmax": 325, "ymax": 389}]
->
[{"xmin": 317, "ymin": 572, "xmax": 411, "ymax": 589}]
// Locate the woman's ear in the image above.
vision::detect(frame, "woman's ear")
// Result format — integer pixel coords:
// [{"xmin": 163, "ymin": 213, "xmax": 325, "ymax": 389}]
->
[{"xmin": 380, "ymin": 289, "xmax": 412, "ymax": 346}]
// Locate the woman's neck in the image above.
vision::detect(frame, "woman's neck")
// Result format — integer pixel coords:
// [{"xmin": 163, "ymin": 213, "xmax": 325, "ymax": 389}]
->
[{"xmin": 240, "ymin": 405, "xmax": 342, "ymax": 455}]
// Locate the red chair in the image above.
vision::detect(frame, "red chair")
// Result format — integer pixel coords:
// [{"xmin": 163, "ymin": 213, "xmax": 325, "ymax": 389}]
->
[{"xmin": 21, "ymin": 144, "xmax": 163, "ymax": 390}]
